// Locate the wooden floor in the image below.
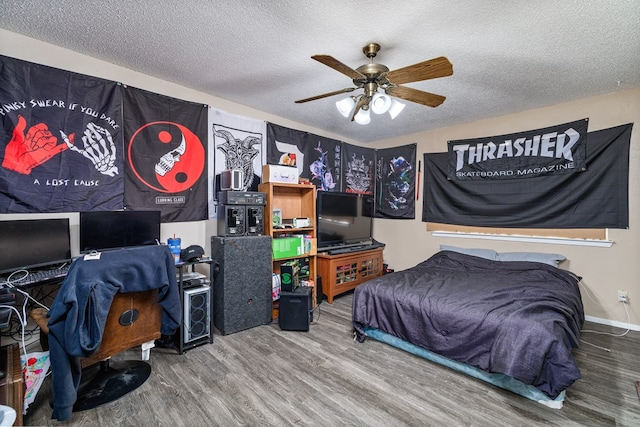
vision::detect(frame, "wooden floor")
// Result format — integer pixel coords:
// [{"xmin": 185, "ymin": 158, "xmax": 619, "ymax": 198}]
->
[{"xmin": 23, "ymin": 292, "xmax": 640, "ymax": 426}]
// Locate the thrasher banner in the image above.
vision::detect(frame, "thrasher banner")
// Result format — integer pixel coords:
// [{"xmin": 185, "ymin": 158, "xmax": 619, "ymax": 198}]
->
[
  {"xmin": 425, "ymin": 123, "xmax": 632, "ymax": 228},
  {"xmin": 448, "ymin": 119, "xmax": 588, "ymax": 181},
  {"xmin": 342, "ymin": 143, "xmax": 374, "ymax": 194},
  {"xmin": 266, "ymin": 123, "xmax": 341, "ymax": 191},
  {"xmin": 0, "ymin": 55, "xmax": 124, "ymax": 213},
  {"xmin": 123, "ymin": 86, "xmax": 208, "ymax": 222},
  {"xmin": 209, "ymin": 108, "xmax": 266, "ymax": 218},
  {"xmin": 375, "ymin": 143, "xmax": 416, "ymax": 219}
]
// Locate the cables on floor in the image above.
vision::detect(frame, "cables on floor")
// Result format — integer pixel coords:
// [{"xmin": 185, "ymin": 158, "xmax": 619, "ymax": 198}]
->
[{"xmin": 578, "ymin": 281, "xmax": 632, "ymax": 352}]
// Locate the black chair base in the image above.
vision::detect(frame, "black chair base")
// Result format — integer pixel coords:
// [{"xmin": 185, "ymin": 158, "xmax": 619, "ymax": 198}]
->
[{"xmin": 72, "ymin": 359, "xmax": 151, "ymax": 413}]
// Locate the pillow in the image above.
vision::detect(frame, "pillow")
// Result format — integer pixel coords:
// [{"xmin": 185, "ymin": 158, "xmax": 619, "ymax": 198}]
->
[
  {"xmin": 496, "ymin": 252, "xmax": 566, "ymax": 267},
  {"xmin": 439, "ymin": 245, "xmax": 498, "ymax": 260}
]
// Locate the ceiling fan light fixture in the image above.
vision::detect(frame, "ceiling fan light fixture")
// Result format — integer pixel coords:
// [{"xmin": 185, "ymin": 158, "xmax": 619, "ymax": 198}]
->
[
  {"xmin": 388, "ymin": 99, "xmax": 406, "ymax": 119},
  {"xmin": 297, "ymin": 44, "xmax": 453, "ymax": 125},
  {"xmin": 336, "ymin": 96, "xmax": 356, "ymax": 117},
  {"xmin": 354, "ymin": 108, "xmax": 371, "ymax": 125},
  {"xmin": 370, "ymin": 92, "xmax": 392, "ymax": 115}
]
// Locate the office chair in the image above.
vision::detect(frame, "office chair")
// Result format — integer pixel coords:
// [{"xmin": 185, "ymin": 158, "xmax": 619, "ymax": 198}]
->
[
  {"xmin": 31, "ymin": 288, "xmax": 162, "ymax": 412},
  {"xmin": 31, "ymin": 245, "xmax": 180, "ymax": 421}
]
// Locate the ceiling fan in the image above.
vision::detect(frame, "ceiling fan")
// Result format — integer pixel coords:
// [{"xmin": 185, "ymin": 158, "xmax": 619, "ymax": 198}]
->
[{"xmin": 295, "ymin": 43, "xmax": 453, "ymax": 123}]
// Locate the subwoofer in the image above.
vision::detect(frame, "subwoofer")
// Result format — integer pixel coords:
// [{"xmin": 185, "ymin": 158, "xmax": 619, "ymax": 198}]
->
[
  {"xmin": 211, "ymin": 236, "xmax": 272, "ymax": 335},
  {"xmin": 183, "ymin": 286, "xmax": 211, "ymax": 343},
  {"xmin": 278, "ymin": 287, "xmax": 312, "ymax": 332}
]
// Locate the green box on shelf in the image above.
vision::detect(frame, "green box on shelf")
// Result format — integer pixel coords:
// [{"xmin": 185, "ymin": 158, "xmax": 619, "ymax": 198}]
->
[{"xmin": 273, "ymin": 236, "xmax": 304, "ymax": 259}]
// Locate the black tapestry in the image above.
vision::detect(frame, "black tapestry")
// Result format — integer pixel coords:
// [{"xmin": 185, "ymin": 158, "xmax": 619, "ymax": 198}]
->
[
  {"xmin": 424, "ymin": 123, "xmax": 632, "ymax": 228},
  {"xmin": 0, "ymin": 55, "xmax": 124, "ymax": 212},
  {"xmin": 306, "ymin": 135, "xmax": 341, "ymax": 192},
  {"xmin": 123, "ymin": 86, "xmax": 208, "ymax": 222},
  {"xmin": 375, "ymin": 143, "xmax": 416, "ymax": 219},
  {"xmin": 266, "ymin": 123, "xmax": 341, "ymax": 191},
  {"xmin": 342, "ymin": 142, "xmax": 374, "ymax": 194},
  {"xmin": 266, "ymin": 122, "xmax": 306, "ymax": 176}
]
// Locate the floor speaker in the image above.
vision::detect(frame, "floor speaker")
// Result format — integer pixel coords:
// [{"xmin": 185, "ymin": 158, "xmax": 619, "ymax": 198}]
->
[
  {"xmin": 211, "ymin": 236, "xmax": 272, "ymax": 335},
  {"xmin": 183, "ymin": 286, "xmax": 211, "ymax": 343},
  {"xmin": 279, "ymin": 287, "xmax": 312, "ymax": 331}
]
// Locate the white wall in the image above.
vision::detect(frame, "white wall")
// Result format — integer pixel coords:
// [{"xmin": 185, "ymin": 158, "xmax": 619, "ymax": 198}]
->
[{"xmin": 1, "ymin": 29, "xmax": 638, "ymax": 328}]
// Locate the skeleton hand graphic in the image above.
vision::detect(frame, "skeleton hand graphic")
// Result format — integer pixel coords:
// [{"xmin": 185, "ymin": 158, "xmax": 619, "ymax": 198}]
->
[
  {"xmin": 63, "ymin": 122, "xmax": 118, "ymax": 177},
  {"xmin": 2, "ymin": 115, "xmax": 70, "ymax": 175}
]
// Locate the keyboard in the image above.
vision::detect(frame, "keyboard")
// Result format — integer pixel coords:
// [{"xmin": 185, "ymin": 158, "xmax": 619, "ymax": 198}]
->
[{"xmin": 1, "ymin": 265, "xmax": 70, "ymax": 287}]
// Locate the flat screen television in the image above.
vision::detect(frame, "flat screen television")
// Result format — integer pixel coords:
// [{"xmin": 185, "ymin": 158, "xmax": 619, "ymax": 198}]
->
[
  {"xmin": 0, "ymin": 218, "xmax": 71, "ymax": 274},
  {"xmin": 316, "ymin": 191, "xmax": 374, "ymax": 251},
  {"xmin": 79, "ymin": 210, "xmax": 161, "ymax": 253}
]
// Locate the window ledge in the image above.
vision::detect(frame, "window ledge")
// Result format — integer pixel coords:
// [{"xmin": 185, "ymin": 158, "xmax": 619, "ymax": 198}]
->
[{"xmin": 431, "ymin": 231, "xmax": 613, "ymax": 247}]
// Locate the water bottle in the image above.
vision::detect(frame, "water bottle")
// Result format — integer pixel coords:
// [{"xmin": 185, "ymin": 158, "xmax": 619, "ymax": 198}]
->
[{"xmin": 168, "ymin": 236, "xmax": 181, "ymax": 264}]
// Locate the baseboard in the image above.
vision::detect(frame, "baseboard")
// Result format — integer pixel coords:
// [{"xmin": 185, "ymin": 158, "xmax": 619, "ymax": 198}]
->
[{"xmin": 584, "ymin": 315, "xmax": 640, "ymax": 332}]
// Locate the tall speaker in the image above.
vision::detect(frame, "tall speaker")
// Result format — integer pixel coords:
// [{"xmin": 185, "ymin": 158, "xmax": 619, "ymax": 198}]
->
[
  {"xmin": 279, "ymin": 287, "xmax": 312, "ymax": 332},
  {"xmin": 183, "ymin": 286, "xmax": 211, "ymax": 343},
  {"xmin": 211, "ymin": 236, "xmax": 272, "ymax": 335}
]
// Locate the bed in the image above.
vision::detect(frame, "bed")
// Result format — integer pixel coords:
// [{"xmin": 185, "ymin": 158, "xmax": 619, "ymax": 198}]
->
[{"xmin": 352, "ymin": 249, "xmax": 584, "ymax": 408}]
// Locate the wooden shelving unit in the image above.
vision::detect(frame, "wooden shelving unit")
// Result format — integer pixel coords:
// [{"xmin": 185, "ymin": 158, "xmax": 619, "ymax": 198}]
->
[{"xmin": 258, "ymin": 182, "xmax": 317, "ymax": 319}]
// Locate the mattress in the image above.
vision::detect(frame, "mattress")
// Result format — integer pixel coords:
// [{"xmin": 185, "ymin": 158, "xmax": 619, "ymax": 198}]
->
[{"xmin": 352, "ymin": 250, "xmax": 584, "ymax": 400}]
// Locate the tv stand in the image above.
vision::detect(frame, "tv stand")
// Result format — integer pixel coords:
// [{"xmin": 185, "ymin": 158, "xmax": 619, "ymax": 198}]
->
[{"xmin": 317, "ymin": 247, "xmax": 383, "ymax": 303}]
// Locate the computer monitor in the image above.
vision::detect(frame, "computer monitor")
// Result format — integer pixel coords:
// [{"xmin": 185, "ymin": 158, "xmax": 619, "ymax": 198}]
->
[
  {"xmin": 0, "ymin": 218, "xmax": 71, "ymax": 274},
  {"xmin": 79, "ymin": 210, "xmax": 161, "ymax": 253}
]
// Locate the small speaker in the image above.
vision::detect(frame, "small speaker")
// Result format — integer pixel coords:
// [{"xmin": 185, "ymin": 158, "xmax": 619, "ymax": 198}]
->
[
  {"xmin": 279, "ymin": 287, "xmax": 312, "ymax": 332},
  {"xmin": 245, "ymin": 205, "xmax": 264, "ymax": 236},
  {"xmin": 183, "ymin": 286, "xmax": 211, "ymax": 343},
  {"xmin": 217, "ymin": 205, "xmax": 246, "ymax": 236},
  {"xmin": 220, "ymin": 169, "xmax": 243, "ymax": 191}
]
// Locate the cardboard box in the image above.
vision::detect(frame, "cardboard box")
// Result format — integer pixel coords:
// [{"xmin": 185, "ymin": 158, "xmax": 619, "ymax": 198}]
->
[
  {"xmin": 272, "ymin": 236, "xmax": 304, "ymax": 259},
  {"xmin": 280, "ymin": 261, "xmax": 300, "ymax": 292},
  {"xmin": 262, "ymin": 164, "xmax": 298, "ymax": 184}
]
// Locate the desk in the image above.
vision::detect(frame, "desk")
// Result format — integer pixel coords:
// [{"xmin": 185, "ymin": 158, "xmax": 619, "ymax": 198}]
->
[{"xmin": 0, "ymin": 344, "xmax": 23, "ymax": 426}]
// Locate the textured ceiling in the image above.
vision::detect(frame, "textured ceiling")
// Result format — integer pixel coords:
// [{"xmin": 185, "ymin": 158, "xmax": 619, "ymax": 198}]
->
[{"xmin": 1, "ymin": 1, "xmax": 639, "ymax": 143}]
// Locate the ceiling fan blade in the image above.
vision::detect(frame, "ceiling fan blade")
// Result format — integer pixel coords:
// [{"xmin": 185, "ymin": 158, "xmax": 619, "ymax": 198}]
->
[
  {"xmin": 295, "ymin": 87, "xmax": 356, "ymax": 103},
  {"xmin": 312, "ymin": 55, "xmax": 366, "ymax": 80},
  {"xmin": 386, "ymin": 56, "xmax": 453, "ymax": 85},
  {"xmin": 386, "ymin": 86, "xmax": 446, "ymax": 107}
]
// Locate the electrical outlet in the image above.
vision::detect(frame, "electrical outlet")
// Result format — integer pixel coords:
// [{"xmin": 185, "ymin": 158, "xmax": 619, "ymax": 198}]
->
[{"xmin": 617, "ymin": 290, "xmax": 628, "ymax": 303}]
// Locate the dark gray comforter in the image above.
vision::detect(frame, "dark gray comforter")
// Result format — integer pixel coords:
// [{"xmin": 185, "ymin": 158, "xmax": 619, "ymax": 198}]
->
[{"xmin": 352, "ymin": 250, "xmax": 584, "ymax": 398}]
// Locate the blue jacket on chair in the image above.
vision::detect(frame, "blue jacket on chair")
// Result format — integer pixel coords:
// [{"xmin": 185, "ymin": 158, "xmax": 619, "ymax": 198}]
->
[{"xmin": 47, "ymin": 245, "xmax": 182, "ymax": 421}]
